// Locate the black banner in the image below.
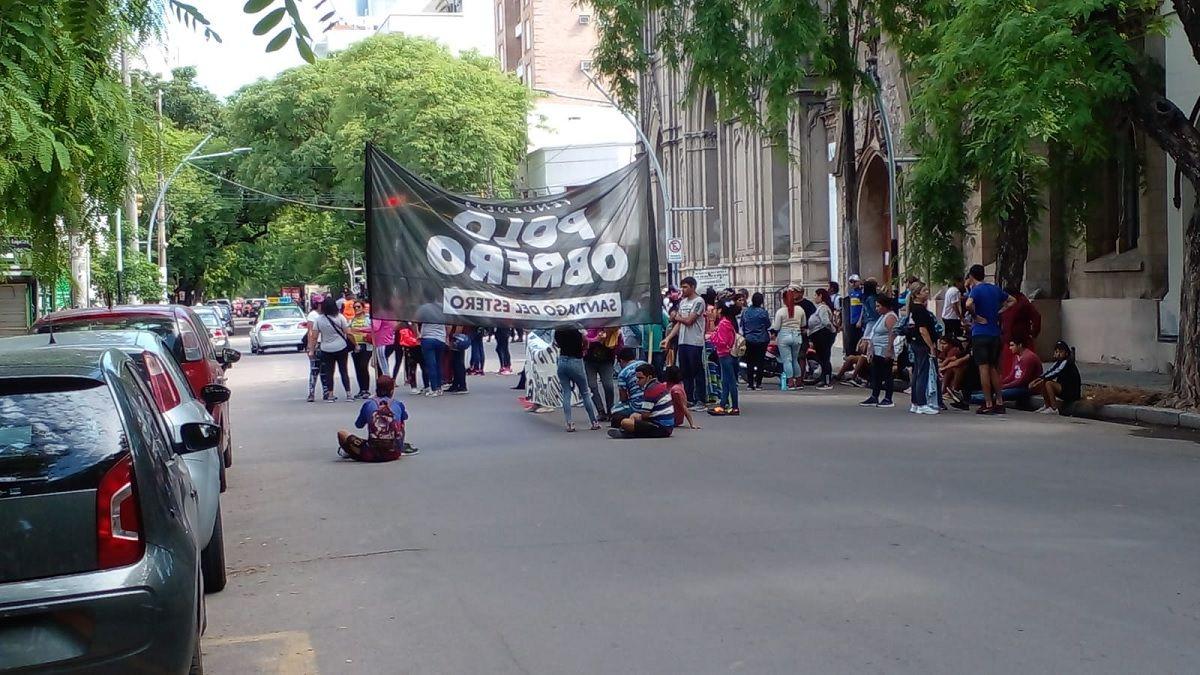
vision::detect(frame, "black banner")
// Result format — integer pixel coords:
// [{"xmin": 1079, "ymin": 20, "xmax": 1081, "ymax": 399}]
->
[{"xmin": 365, "ymin": 144, "xmax": 660, "ymax": 328}]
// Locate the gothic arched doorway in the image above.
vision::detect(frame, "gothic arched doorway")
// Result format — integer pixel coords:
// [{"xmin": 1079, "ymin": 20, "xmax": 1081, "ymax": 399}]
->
[{"xmin": 855, "ymin": 155, "xmax": 891, "ymax": 284}]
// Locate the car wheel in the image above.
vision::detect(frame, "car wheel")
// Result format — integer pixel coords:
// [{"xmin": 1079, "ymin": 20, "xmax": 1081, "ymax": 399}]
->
[{"xmin": 201, "ymin": 509, "xmax": 227, "ymax": 593}]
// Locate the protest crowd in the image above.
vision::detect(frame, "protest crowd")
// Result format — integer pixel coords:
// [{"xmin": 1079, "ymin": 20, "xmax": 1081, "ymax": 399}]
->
[{"xmin": 309, "ymin": 261, "xmax": 1084, "ymax": 454}]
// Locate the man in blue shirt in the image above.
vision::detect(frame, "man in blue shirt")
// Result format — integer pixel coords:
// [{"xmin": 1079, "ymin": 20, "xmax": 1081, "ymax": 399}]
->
[
  {"xmin": 337, "ymin": 375, "xmax": 418, "ymax": 460},
  {"xmin": 609, "ymin": 364, "xmax": 675, "ymax": 439},
  {"xmin": 965, "ymin": 264, "xmax": 1017, "ymax": 414},
  {"xmin": 846, "ymin": 274, "xmax": 864, "ymax": 352},
  {"xmin": 609, "ymin": 347, "xmax": 648, "ymax": 426}
]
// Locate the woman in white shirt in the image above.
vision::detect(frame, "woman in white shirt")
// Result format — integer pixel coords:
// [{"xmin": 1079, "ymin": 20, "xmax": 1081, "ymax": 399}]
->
[
  {"xmin": 772, "ymin": 284, "xmax": 807, "ymax": 391},
  {"xmin": 309, "ymin": 295, "xmax": 354, "ymax": 402}
]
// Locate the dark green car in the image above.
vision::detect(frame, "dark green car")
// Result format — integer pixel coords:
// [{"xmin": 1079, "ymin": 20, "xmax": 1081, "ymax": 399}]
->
[{"xmin": 0, "ymin": 345, "xmax": 220, "ymax": 673}]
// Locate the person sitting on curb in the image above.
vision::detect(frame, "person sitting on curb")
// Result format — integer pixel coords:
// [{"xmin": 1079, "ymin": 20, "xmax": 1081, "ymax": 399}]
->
[
  {"xmin": 938, "ymin": 336, "xmax": 971, "ymax": 404},
  {"xmin": 967, "ymin": 337, "xmax": 1042, "ymax": 410},
  {"xmin": 609, "ymin": 347, "xmax": 648, "ymax": 428},
  {"xmin": 337, "ymin": 375, "xmax": 419, "ymax": 461},
  {"xmin": 1033, "ymin": 340, "xmax": 1082, "ymax": 414},
  {"xmin": 608, "ymin": 364, "xmax": 676, "ymax": 439}
]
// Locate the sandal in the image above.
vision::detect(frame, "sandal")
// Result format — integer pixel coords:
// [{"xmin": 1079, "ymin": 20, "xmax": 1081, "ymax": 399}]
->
[
  {"xmin": 708, "ymin": 406, "xmax": 727, "ymax": 416},
  {"xmin": 590, "ymin": 422, "xmax": 602, "ymax": 431},
  {"xmin": 729, "ymin": 408, "xmax": 740, "ymax": 416},
  {"xmin": 566, "ymin": 423, "xmax": 577, "ymax": 432}
]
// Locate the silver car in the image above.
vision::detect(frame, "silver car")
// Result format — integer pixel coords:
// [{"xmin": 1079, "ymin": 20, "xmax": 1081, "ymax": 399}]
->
[
  {"xmin": 0, "ymin": 331, "xmax": 230, "ymax": 594},
  {"xmin": 193, "ymin": 305, "xmax": 230, "ymax": 353},
  {"xmin": 0, "ymin": 342, "xmax": 217, "ymax": 673}
]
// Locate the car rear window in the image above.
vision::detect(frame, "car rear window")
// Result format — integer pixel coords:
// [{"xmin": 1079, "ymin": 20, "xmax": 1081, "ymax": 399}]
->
[
  {"xmin": 197, "ymin": 312, "xmax": 220, "ymax": 329},
  {"xmin": 262, "ymin": 307, "xmax": 304, "ymax": 321},
  {"xmin": 0, "ymin": 378, "xmax": 127, "ymax": 496},
  {"xmin": 40, "ymin": 317, "xmax": 181, "ymax": 361}
]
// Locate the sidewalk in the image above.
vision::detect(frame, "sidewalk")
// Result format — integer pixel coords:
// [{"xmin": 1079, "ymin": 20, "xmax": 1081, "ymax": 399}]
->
[{"xmin": 1077, "ymin": 361, "xmax": 1171, "ymax": 392}]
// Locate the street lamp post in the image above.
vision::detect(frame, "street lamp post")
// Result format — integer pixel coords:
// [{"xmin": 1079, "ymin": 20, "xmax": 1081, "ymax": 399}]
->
[
  {"xmin": 144, "ymin": 136, "xmax": 251, "ymax": 301},
  {"xmin": 575, "ymin": 69, "xmax": 679, "ymax": 288}
]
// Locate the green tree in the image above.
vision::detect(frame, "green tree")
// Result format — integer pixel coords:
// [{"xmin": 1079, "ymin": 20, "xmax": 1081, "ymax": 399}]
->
[
  {"xmin": 131, "ymin": 66, "xmax": 223, "ymax": 133},
  {"xmin": 220, "ymin": 34, "xmax": 531, "ymax": 293},
  {"xmin": 0, "ymin": 0, "xmax": 160, "ymax": 278},
  {"xmin": 91, "ymin": 247, "xmax": 161, "ymax": 306}
]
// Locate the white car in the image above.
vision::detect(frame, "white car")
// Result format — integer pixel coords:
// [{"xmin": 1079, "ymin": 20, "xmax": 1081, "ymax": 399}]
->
[
  {"xmin": 0, "ymin": 331, "xmax": 230, "ymax": 593},
  {"xmin": 250, "ymin": 304, "xmax": 310, "ymax": 354},
  {"xmin": 193, "ymin": 305, "xmax": 230, "ymax": 353}
]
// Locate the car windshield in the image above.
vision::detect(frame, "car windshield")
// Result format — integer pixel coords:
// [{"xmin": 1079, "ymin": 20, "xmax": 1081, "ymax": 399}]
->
[
  {"xmin": 0, "ymin": 379, "xmax": 126, "ymax": 495},
  {"xmin": 262, "ymin": 306, "xmax": 303, "ymax": 321}
]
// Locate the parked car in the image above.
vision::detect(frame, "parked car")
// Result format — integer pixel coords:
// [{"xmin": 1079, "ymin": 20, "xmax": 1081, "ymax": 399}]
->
[
  {"xmin": 250, "ymin": 303, "xmax": 310, "ymax": 354},
  {"xmin": 193, "ymin": 305, "xmax": 230, "ymax": 353},
  {"xmin": 206, "ymin": 299, "xmax": 235, "ymax": 336},
  {"xmin": 34, "ymin": 305, "xmax": 241, "ymax": 471},
  {"xmin": 0, "ymin": 330, "xmax": 232, "ymax": 592},
  {"xmin": 0, "ymin": 344, "xmax": 216, "ymax": 673}
]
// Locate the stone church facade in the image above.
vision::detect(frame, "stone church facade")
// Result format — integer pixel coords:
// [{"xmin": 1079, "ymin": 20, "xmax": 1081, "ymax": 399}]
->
[{"xmin": 634, "ymin": 14, "xmax": 1191, "ymax": 374}]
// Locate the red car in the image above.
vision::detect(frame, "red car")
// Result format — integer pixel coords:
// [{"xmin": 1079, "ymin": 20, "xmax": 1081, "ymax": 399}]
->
[{"xmin": 33, "ymin": 305, "xmax": 240, "ymax": 471}]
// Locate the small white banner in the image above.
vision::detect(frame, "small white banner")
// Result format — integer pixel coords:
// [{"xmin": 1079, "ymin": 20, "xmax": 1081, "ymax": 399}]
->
[{"xmin": 443, "ymin": 288, "xmax": 622, "ymax": 322}]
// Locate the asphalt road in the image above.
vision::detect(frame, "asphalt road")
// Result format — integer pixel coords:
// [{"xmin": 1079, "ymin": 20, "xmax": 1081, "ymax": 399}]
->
[{"xmin": 204, "ymin": 335, "xmax": 1200, "ymax": 674}]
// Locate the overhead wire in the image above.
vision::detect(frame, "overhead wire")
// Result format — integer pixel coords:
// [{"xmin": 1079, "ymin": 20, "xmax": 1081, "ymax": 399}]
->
[{"xmin": 184, "ymin": 162, "xmax": 366, "ymax": 212}]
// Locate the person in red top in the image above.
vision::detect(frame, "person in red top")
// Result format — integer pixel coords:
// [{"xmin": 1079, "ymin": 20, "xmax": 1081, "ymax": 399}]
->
[
  {"xmin": 709, "ymin": 299, "xmax": 741, "ymax": 416},
  {"xmin": 970, "ymin": 336, "xmax": 1042, "ymax": 408},
  {"xmin": 395, "ymin": 322, "xmax": 422, "ymax": 393},
  {"xmin": 664, "ymin": 366, "xmax": 701, "ymax": 430},
  {"xmin": 1000, "ymin": 286, "xmax": 1042, "ymax": 376}
]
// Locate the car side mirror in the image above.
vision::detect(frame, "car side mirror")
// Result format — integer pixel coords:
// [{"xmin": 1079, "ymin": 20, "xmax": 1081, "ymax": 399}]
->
[
  {"xmin": 202, "ymin": 383, "xmax": 231, "ymax": 405},
  {"xmin": 179, "ymin": 422, "xmax": 221, "ymax": 454},
  {"xmin": 218, "ymin": 348, "xmax": 241, "ymax": 366}
]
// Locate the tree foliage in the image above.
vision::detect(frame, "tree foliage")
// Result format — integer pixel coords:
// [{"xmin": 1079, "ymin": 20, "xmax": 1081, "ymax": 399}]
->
[
  {"xmin": 91, "ymin": 247, "xmax": 161, "ymax": 305},
  {"xmin": 131, "ymin": 66, "xmax": 223, "ymax": 133},
  {"xmin": 218, "ymin": 34, "xmax": 531, "ymax": 294},
  {"xmin": 0, "ymin": 0, "xmax": 164, "ymax": 278}
]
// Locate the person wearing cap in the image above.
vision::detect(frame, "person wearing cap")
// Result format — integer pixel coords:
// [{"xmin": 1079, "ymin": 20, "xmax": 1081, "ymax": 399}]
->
[
  {"xmin": 1032, "ymin": 341, "xmax": 1081, "ymax": 414},
  {"xmin": 846, "ymin": 274, "xmax": 864, "ymax": 352}
]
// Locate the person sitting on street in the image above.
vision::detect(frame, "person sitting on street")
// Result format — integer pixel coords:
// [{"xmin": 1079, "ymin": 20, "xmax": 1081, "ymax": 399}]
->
[
  {"xmin": 1033, "ymin": 340, "xmax": 1082, "ymax": 414},
  {"xmin": 968, "ymin": 336, "xmax": 1042, "ymax": 409},
  {"xmin": 664, "ymin": 366, "xmax": 701, "ymax": 430},
  {"xmin": 337, "ymin": 375, "xmax": 418, "ymax": 461},
  {"xmin": 608, "ymin": 364, "xmax": 676, "ymax": 439},
  {"xmin": 938, "ymin": 336, "xmax": 970, "ymax": 404},
  {"xmin": 610, "ymin": 347, "xmax": 648, "ymax": 427},
  {"xmin": 836, "ymin": 352, "xmax": 869, "ymax": 387}
]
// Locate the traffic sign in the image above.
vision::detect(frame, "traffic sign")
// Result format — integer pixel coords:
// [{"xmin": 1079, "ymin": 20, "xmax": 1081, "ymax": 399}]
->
[{"xmin": 666, "ymin": 237, "xmax": 684, "ymax": 263}]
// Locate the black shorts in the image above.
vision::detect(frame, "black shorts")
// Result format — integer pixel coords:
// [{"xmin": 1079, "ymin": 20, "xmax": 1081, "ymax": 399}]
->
[
  {"xmin": 630, "ymin": 419, "xmax": 672, "ymax": 438},
  {"xmin": 971, "ymin": 335, "xmax": 1002, "ymax": 367}
]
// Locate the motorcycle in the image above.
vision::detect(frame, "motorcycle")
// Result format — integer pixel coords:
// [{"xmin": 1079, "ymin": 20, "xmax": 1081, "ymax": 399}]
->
[{"xmin": 739, "ymin": 341, "xmax": 823, "ymax": 386}]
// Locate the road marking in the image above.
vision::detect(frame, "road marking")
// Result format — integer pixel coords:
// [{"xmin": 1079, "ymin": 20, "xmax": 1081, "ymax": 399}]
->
[{"xmin": 205, "ymin": 630, "xmax": 319, "ymax": 674}]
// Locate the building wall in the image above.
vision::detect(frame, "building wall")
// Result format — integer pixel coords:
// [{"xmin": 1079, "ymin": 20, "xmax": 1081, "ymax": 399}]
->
[{"xmin": 375, "ymin": 0, "xmax": 495, "ymax": 55}]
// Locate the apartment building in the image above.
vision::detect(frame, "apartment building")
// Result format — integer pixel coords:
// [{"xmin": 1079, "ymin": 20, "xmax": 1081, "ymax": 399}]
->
[
  {"xmin": 316, "ymin": 0, "xmax": 495, "ymax": 58},
  {"xmin": 494, "ymin": 0, "xmax": 636, "ymax": 196}
]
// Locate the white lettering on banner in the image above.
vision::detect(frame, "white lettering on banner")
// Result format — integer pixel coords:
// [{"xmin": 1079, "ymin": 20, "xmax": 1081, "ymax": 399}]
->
[
  {"xmin": 453, "ymin": 210, "xmax": 497, "ymax": 242},
  {"xmin": 444, "ymin": 288, "xmax": 622, "ymax": 321},
  {"xmin": 427, "ymin": 236, "xmax": 466, "ymax": 275},
  {"xmin": 427, "ymin": 206, "xmax": 627, "ymax": 290}
]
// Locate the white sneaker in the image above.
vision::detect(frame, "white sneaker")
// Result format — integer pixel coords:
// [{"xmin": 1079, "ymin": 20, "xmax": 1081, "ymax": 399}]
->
[
  {"xmin": 910, "ymin": 404, "xmax": 919, "ymax": 414},
  {"xmin": 916, "ymin": 405, "xmax": 940, "ymax": 415},
  {"xmin": 1037, "ymin": 406, "xmax": 1057, "ymax": 415},
  {"xmin": 411, "ymin": 387, "xmax": 420, "ymax": 395}
]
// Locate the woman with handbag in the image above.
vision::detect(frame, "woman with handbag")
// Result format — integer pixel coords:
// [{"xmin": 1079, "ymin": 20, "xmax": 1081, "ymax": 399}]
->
[
  {"xmin": 311, "ymin": 295, "xmax": 354, "ymax": 402},
  {"xmin": 809, "ymin": 288, "xmax": 838, "ymax": 390},
  {"xmin": 709, "ymin": 299, "xmax": 742, "ymax": 415},
  {"xmin": 348, "ymin": 300, "xmax": 374, "ymax": 399}
]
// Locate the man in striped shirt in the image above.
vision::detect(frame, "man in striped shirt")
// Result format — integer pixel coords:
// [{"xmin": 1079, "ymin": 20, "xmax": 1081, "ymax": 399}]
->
[{"xmin": 609, "ymin": 364, "xmax": 676, "ymax": 439}]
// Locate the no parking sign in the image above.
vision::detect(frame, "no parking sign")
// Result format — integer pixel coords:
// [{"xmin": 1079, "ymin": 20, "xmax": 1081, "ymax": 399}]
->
[{"xmin": 667, "ymin": 237, "xmax": 684, "ymax": 264}]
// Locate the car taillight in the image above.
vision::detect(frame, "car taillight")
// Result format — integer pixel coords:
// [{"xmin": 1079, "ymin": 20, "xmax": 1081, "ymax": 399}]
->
[
  {"xmin": 259, "ymin": 323, "xmax": 272, "ymax": 331},
  {"xmin": 142, "ymin": 352, "xmax": 182, "ymax": 411},
  {"xmin": 97, "ymin": 454, "xmax": 144, "ymax": 569},
  {"xmin": 212, "ymin": 328, "xmax": 225, "ymax": 338}
]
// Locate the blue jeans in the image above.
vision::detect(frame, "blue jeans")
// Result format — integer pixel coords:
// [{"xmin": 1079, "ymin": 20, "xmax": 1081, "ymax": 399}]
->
[
  {"xmin": 470, "ymin": 333, "xmax": 485, "ymax": 370},
  {"xmin": 420, "ymin": 338, "xmax": 445, "ymax": 390},
  {"xmin": 970, "ymin": 387, "xmax": 1030, "ymax": 405},
  {"xmin": 557, "ymin": 356, "xmax": 598, "ymax": 425},
  {"xmin": 718, "ymin": 355, "xmax": 739, "ymax": 409},
  {"xmin": 777, "ymin": 329, "xmax": 803, "ymax": 382},
  {"xmin": 678, "ymin": 344, "xmax": 706, "ymax": 406}
]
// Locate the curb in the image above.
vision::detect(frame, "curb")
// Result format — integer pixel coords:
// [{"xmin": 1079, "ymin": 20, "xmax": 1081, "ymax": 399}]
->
[{"xmin": 1060, "ymin": 399, "xmax": 1200, "ymax": 431}]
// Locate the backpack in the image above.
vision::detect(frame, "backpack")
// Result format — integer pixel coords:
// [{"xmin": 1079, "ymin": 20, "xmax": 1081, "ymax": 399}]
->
[
  {"xmin": 368, "ymin": 398, "xmax": 403, "ymax": 449},
  {"xmin": 731, "ymin": 332, "xmax": 747, "ymax": 358}
]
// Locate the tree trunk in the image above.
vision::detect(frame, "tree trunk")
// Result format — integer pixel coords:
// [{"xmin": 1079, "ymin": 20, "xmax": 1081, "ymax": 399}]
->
[
  {"xmin": 842, "ymin": 103, "xmax": 860, "ymax": 277},
  {"xmin": 994, "ymin": 195, "xmax": 1030, "ymax": 291},
  {"xmin": 1170, "ymin": 201, "xmax": 1200, "ymax": 407}
]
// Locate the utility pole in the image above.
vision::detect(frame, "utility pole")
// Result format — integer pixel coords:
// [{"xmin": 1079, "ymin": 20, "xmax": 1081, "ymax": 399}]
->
[
  {"xmin": 115, "ymin": 209, "xmax": 124, "ymax": 305},
  {"xmin": 156, "ymin": 86, "xmax": 168, "ymax": 302}
]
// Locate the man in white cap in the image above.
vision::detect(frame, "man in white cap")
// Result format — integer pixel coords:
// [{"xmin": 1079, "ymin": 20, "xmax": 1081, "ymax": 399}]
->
[{"xmin": 846, "ymin": 274, "xmax": 864, "ymax": 352}]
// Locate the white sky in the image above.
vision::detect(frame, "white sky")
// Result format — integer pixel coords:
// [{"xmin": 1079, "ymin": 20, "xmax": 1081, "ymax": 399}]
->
[{"xmin": 139, "ymin": 0, "xmax": 349, "ymax": 99}]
